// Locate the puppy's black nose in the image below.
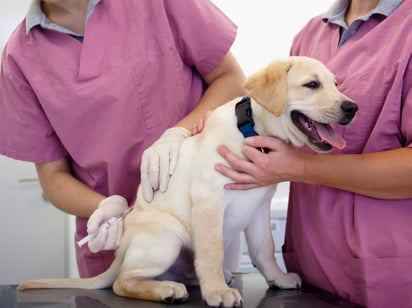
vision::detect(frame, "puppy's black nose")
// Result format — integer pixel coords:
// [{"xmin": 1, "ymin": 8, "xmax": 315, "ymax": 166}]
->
[{"xmin": 340, "ymin": 101, "xmax": 358, "ymax": 124}]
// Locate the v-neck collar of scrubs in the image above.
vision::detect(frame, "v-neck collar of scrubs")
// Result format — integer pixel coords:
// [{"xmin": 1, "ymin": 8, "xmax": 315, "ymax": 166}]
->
[
  {"xmin": 25, "ymin": 0, "xmax": 102, "ymax": 36},
  {"xmin": 26, "ymin": 0, "xmax": 106, "ymax": 79},
  {"xmin": 322, "ymin": 0, "xmax": 404, "ymax": 45}
]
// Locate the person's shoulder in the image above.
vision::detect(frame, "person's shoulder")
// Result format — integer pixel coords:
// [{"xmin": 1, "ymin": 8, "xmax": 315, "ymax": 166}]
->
[
  {"xmin": 304, "ymin": 14, "xmax": 326, "ymax": 29},
  {"xmin": 293, "ymin": 14, "xmax": 326, "ymax": 40},
  {"xmin": 3, "ymin": 19, "xmax": 30, "ymax": 55},
  {"xmin": 1, "ymin": 18, "xmax": 39, "ymax": 79}
]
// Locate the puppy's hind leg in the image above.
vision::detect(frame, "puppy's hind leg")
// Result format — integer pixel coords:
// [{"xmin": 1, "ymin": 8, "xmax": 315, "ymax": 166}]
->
[
  {"xmin": 114, "ymin": 212, "xmax": 192, "ymax": 303},
  {"xmin": 245, "ymin": 206, "xmax": 301, "ymax": 289},
  {"xmin": 114, "ymin": 278, "xmax": 189, "ymax": 304},
  {"xmin": 222, "ymin": 232, "xmax": 241, "ymax": 284}
]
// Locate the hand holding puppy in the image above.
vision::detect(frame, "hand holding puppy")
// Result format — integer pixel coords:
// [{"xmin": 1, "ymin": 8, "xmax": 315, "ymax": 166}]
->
[{"xmin": 140, "ymin": 127, "xmax": 191, "ymax": 202}]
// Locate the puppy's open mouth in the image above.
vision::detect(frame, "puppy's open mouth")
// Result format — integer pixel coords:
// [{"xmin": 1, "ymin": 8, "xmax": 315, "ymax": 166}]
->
[{"xmin": 291, "ymin": 110, "xmax": 346, "ymax": 152}]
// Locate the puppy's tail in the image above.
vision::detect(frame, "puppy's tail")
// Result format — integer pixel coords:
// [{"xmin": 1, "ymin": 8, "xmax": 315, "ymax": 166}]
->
[{"xmin": 17, "ymin": 255, "xmax": 122, "ymax": 290}]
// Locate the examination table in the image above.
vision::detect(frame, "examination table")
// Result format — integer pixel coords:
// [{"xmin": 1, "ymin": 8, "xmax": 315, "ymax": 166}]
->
[{"xmin": 1, "ymin": 273, "xmax": 363, "ymax": 307}]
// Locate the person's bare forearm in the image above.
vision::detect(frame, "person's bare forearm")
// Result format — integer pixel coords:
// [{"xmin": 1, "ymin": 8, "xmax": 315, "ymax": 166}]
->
[
  {"xmin": 35, "ymin": 158, "xmax": 105, "ymax": 217},
  {"xmin": 217, "ymin": 136, "xmax": 412, "ymax": 200},
  {"xmin": 176, "ymin": 52, "xmax": 245, "ymax": 130},
  {"xmin": 300, "ymin": 147, "xmax": 412, "ymax": 199}
]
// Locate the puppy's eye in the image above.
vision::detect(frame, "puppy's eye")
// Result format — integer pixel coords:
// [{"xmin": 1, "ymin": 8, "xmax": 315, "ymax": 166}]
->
[{"xmin": 304, "ymin": 81, "xmax": 320, "ymax": 89}]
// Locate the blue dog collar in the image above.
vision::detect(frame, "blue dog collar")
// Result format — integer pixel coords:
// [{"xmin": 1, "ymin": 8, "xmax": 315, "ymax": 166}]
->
[
  {"xmin": 235, "ymin": 96, "xmax": 257, "ymax": 138},
  {"xmin": 235, "ymin": 96, "xmax": 269, "ymax": 153}
]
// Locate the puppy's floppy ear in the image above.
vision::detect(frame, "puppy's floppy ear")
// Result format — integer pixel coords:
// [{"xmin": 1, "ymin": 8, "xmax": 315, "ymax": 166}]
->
[{"xmin": 244, "ymin": 59, "xmax": 292, "ymax": 116}]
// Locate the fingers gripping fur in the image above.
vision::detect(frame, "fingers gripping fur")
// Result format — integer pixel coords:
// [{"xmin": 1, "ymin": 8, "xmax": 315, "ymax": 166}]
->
[{"xmin": 244, "ymin": 59, "xmax": 293, "ymax": 116}]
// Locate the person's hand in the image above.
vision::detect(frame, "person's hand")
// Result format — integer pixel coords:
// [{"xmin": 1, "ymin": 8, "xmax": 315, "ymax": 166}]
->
[
  {"xmin": 191, "ymin": 111, "xmax": 212, "ymax": 135},
  {"xmin": 141, "ymin": 127, "xmax": 191, "ymax": 202},
  {"xmin": 87, "ymin": 195, "xmax": 128, "ymax": 253},
  {"xmin": 215, "ymin": 136, "xmax": 305, "ymax": 190}
]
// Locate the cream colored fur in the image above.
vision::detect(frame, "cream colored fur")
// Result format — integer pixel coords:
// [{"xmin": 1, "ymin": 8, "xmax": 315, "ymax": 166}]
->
[{"xmin": 18, "ymin": 57, "xmax": 357, "ymax": 308}]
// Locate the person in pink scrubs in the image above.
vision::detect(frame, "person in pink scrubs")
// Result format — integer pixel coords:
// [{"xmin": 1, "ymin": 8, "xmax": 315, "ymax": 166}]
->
[
  {"xmin": 216, "ymin": 0, "xmax": 412, "ymax": 307},
  {"xmin": 0, "ymin": 0, "xmax": 245, "ymax": 278}
]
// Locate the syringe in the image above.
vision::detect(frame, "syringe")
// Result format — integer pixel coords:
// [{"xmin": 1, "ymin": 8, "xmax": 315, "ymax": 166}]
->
[{"xmin": 76, "ymin": 207, "xmax": 133, "ymax": 247}]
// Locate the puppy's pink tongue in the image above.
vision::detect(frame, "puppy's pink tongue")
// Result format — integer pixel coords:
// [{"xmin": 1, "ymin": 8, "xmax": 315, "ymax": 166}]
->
[{"xmin": 317, "ymin": 124, "xmax": 347, "ymax": 149}]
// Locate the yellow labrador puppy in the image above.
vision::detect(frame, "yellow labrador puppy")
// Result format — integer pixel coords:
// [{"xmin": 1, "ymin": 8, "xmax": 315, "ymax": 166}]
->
[{"xmin": 19, "ymin": 57, "xmax": 358, "ymax": 307}]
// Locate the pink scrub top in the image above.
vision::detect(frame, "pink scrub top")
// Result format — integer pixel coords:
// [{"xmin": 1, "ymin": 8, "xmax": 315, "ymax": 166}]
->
[
  {"xmin": 284, "ymin": 1, "xmax": 412, "ymax": 307},
  {"xmin": 0, "ymin": 0, "xmax": 236, "ymax": 277}
]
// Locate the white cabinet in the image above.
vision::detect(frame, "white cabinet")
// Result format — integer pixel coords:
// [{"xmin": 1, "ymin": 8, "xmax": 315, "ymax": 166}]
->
[{"xmin": 0, "ymin": 156, "xmax": 69, "ymax": 284}]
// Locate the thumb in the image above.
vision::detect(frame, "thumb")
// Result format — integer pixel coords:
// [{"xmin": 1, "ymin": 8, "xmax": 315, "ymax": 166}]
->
[
  {"xmin": 245, "ymin": 136, "xmax": 284, "ymax": 151},
  {"xmin": 87, "ymin": 210, "xmax": 105, "ymax": 234},
  {"xmin": 88, "ymin": 227, "xmax": 107, "ymax": 253}
]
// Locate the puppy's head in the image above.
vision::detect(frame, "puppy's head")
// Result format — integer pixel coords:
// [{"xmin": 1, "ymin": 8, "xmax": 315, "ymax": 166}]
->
[{"xmin": 244, "ymin": 56, "xmax": 358, "ymax": 152}]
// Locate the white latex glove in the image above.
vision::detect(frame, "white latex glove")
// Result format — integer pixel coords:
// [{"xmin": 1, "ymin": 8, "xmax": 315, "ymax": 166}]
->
[
  {"xmin": 87, "ymin": 195, "xmax": 129, "ymax": 253},
  {"xmin": 140, "ymin": 127, "xmax": 191, "ymax": 202}
]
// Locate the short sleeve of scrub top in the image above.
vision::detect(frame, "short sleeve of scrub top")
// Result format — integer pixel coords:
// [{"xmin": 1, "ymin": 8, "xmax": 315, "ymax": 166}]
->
[{"xmin": 0, "ymin": 0, "xmax": 237, "ymax": 166}]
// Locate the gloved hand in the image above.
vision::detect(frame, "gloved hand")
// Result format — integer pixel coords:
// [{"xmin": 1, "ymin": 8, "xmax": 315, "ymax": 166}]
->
[
  {"xmin": 140, "ymin": 127, "xmax": 191, "ymax": 202},
  {"xmin": 87, "ymin": 195, "xmax": 129, "ymax": 253}
]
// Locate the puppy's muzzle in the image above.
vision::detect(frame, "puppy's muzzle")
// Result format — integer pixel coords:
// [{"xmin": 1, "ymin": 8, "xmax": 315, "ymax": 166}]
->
[{"xmin": 339, "ymin": 101, "xmax": 358, "ymax": 125}]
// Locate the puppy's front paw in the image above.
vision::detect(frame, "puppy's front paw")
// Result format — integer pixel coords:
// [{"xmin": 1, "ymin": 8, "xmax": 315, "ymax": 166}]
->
[
  {"xmin": 203, "ymin": 287, "xmax": 243, "ymax": 307},
  {"xmin": 268, "ymin": 272, "xmax": 302, "ymax": 290}
]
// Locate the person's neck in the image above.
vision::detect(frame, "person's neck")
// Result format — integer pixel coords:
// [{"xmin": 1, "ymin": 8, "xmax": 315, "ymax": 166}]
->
[
  {"xmin": 41, "ymin": 0, "xmax": 90, "ymax": 35},
  {"xmin": 345, "ymin": 0, "xmax": 380, "ymax": 25}
]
